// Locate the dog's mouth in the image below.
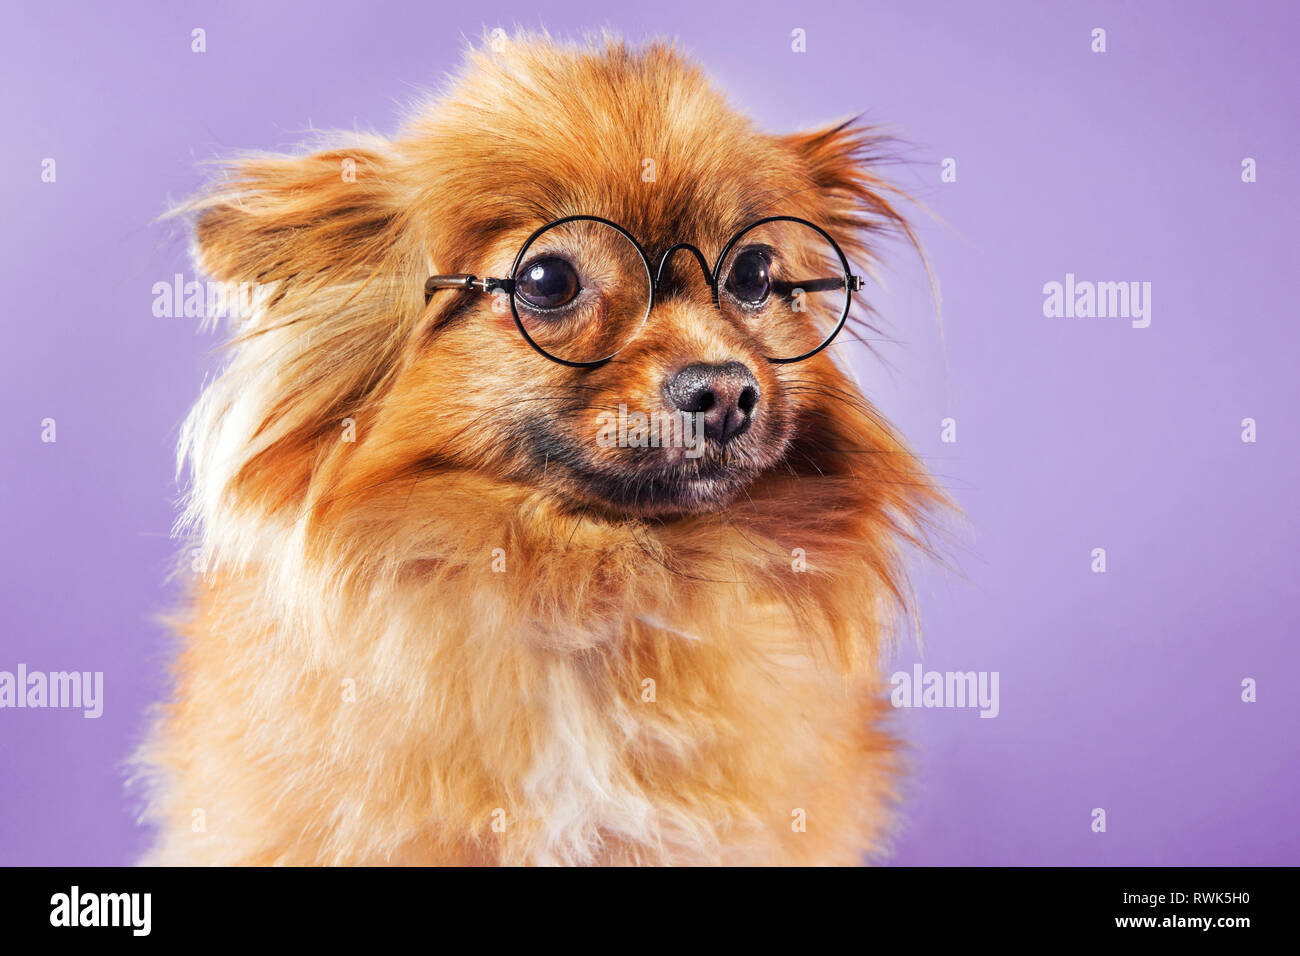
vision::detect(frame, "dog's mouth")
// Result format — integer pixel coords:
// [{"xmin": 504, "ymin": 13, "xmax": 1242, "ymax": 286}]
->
[
  {"xmin": 588, "ymin": 459, "xmax": 760, "ymax": 515},
  {"xmin": 522, "ymin": 419, "xmax": 775, "ymax": 517}
]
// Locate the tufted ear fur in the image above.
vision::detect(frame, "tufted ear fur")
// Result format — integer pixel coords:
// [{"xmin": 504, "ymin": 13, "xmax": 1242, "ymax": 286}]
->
[
  {"xmin": 776, "ymin": 119, "xmax": 937, "ymax": 362},
  {"xmin": 188, "ymin": 143, "xmax": 408, "ymax": 286},
  {"xmin": 779, "ymin": 120, "xmax": 922, "ymax": 273},
  {"xmin": 176, "ymin": 140, "xmax": 429, "ymax": 549}
]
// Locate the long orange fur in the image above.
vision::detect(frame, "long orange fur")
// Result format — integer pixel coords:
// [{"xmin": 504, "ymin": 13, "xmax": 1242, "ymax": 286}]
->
[{"xmin": 135, "ymin": 33, "xmax": 945, "ymax": 866}]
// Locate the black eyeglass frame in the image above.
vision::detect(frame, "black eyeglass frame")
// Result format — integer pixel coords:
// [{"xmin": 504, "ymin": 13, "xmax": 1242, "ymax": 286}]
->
[{"xmin": 423, "ymin": 214, "xmax": 864, "ymax": 369}]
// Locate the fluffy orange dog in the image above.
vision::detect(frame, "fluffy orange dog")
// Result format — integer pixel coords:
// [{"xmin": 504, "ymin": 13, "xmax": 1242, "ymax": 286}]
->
[{"xmin": 137, "ymin": 34, "xmax": 943, "ymax": 865}]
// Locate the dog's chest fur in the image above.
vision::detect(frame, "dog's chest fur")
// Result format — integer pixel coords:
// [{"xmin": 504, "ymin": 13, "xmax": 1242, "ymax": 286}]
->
[{"xmin": 141, "ymin": 567, "xmax": 896, "ymax": 866}]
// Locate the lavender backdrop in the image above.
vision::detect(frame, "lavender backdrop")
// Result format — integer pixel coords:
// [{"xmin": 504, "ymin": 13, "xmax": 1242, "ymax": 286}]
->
[{"xmin": 2, "ymin": 0, "xmax": 1296, "ymax": 866}]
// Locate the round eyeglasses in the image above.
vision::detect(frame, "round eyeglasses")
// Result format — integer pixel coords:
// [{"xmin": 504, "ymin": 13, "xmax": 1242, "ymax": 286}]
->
[{"xmin": 423, "ymin": 215, "xmax": 864, "ymax": 368}]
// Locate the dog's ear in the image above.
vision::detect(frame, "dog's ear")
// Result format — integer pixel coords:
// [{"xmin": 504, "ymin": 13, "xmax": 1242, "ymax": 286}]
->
[
  {"xmin": 780, "ymin": 120, "xmax": 918, "ymax": 268},
  {"xmin": 189, "ymin": 143, "xmax": 407, "ymax": 288},
  {"xmin": 178, "ymin": 142, "xmax": 430, "ymax": 533}
]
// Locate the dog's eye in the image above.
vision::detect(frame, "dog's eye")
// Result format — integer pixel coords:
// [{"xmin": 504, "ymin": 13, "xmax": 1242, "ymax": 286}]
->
[
  {"xmin": 725, "ymin": 248, "xmax": 771, "ymax": 304},
  {"xmin": 516, "ymin": 256, "xmax": 581, "ymax": 310}
]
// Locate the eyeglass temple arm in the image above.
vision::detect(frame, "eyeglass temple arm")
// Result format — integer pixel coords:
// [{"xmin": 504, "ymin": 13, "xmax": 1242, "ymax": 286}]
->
[
  {"xmin": 424, "ymin": 274, "xmax": 513, "ymax": 304},
  {"xmin": 776, "ymin": 275, "xmax": 865, "ymax": 293}
]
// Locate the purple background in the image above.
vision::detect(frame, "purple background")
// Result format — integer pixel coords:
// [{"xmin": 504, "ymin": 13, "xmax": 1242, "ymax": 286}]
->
[{"xmin": 2, "ymin": 0, "xmax": 1296, "ymax": 865}]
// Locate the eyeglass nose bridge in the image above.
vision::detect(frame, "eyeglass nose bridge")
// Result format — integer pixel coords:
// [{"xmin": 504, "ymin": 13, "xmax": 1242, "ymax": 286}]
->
[{"xmin": 653, "ymin": 243, "xmax": 719, "ymax": 307}]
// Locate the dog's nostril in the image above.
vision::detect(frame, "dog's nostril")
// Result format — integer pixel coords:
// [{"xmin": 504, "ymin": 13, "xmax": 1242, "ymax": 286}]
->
[
  {"xmin": 663, "ymin": 362, "xmax": 761, "ymax": 445},
  {"xmin": 691, "ymin": 391, "xmax": 717, "ymax": 414}
]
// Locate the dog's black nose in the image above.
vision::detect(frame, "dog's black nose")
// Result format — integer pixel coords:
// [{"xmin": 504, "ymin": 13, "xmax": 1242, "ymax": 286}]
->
[{"xmin": 663, "ymin": 362, "xmax": 760, "ymax": 445}]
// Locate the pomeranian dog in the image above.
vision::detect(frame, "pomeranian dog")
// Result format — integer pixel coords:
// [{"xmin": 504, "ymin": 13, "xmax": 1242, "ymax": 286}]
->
[{"xmin": 137, "ymin": 33, "xmax": 943, "ymax": 866}]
